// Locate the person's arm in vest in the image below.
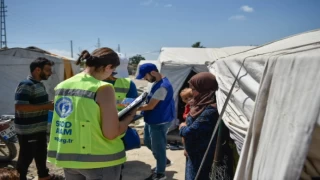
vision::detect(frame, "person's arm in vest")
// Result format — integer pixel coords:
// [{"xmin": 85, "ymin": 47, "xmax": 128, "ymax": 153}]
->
[
  {"xmin": 96, "ymin": 85, "xmax": 137, "ymax": 140},
  {"xmin": 138, "ymin": 87, "xmax": 167, "ymax": 111}
]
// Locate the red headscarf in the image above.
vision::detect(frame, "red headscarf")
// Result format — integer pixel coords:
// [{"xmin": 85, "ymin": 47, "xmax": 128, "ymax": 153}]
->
[{"xmin": 188, "ymin": 72, "xmax": 218, "ymax": 118}]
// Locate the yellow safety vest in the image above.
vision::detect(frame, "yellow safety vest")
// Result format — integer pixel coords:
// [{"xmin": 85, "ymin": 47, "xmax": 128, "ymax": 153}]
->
[
  {"xmin": 47, "ymin": 73, "xmax": 126, "ymax": 169},
  {"xmin": 114, "ymin": 78, "xmax": 131, "ymax": 111}
]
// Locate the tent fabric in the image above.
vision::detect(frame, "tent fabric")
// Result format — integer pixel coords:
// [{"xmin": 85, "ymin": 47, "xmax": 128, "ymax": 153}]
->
[
  {"xmin": 159, "ymin": 47, "xmax": 254, "ymax": 64},
  {"xmin": 210, "ymin": 56, "xmax": 263, "ymax": 153},
  {"xmin": 236, "ymin": 47, "xmax": 320, "ymax": 180},
  {"xmin": 208, "ymin": 29, "xmax": 320, "ymax": 179},
  {"xmin": 0, "ymin": 47, "xmax": 79, "ymax": 115},
  {"xmin": 210, "ymin": 29, "xmax": 320, "ymax": 153}
]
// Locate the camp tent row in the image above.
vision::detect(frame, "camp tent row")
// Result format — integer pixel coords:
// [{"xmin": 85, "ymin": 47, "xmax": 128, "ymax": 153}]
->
[{"xmin": 0, "ymin": 47, "xmax": 79, "ymax": 115}]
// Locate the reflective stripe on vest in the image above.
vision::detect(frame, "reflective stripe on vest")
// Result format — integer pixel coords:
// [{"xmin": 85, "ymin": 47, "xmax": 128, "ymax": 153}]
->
[
  {"xmin": 47, "ymin": 150, "xmax": 125, "ymax": 162},
  {"xmin": 114, "ymin": 87, "xmax": 129, "ymax": 93},
  {"xmin": 114, "ymin": 78, "xmax": 131, "ymax": 111},
  {"xmin": 114, "ymin": 78, "xmax": 130, "ymax": 95},
  {"xmin": 55, "ymin": 89, "xmax": 95, "ymax": 99}
]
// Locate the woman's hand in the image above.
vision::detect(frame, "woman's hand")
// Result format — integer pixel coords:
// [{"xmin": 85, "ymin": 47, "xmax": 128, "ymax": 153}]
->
[
  {"xmin": 179, "ymin": 122, "xmax": 187, "ymax": 130},
  {"xmin": 127, "ymin": 108, "xmax": 138, "ymax": 119}
]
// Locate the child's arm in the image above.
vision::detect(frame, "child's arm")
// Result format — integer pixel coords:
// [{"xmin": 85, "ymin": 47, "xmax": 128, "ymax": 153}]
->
[{"xmin": 182, "ymin": 104, "xmax": 190, "ymax": 120}]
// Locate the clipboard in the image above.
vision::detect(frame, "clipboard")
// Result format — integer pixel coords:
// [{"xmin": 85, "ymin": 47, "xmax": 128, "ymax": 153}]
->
[{"xmin": 118, "ymin": 92, "xmax": 148, "ymax": 121}]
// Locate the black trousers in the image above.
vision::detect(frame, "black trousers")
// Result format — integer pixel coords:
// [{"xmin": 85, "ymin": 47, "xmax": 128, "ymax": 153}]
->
[
  {"xmin": 17, "ymin": 132, "xmax": 49, "ymax": 180},
  {"xmin": 119, "ymin": 164, "xmax": 124, "ymax": 180}
]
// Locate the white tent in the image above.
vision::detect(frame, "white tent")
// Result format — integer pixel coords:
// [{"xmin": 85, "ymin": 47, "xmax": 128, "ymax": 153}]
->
[
  {"xmin": 209, "ymin": 29, "xmax": 320, "ymax": 179},
  {"xmin": 0, "ymin": 47, "xmax": 79, "ymax": 115},
  {"xmin": 113, "ymin": 52, "xmax": 130, "ymax": 78},
  {"xmin": 139, "ymin": 46, "xmax": 254, "ymax": 130}
]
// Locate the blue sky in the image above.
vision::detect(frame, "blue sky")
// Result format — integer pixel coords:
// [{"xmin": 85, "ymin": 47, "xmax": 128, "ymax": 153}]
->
[{"xmin": 5, "ymin": 0, "xmax": 320, "ymax": 60}]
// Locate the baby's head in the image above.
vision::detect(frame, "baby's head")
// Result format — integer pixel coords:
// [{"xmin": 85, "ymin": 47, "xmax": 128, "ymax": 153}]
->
[{"xmin": 180, "ymin": 88, "xmax": 193, "ymax": 104}]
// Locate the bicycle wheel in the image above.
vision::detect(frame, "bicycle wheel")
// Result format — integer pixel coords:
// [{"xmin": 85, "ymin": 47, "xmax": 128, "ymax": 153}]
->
[{"xmin": 0, "ymin": 136, "xmax": 17, "ymax": 162}]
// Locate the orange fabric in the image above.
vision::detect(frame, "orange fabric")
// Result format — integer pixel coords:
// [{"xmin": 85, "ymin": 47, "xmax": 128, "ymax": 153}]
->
[{"xmin": 63, "ymin": 59, "xmax": 74, "ymax": 80}]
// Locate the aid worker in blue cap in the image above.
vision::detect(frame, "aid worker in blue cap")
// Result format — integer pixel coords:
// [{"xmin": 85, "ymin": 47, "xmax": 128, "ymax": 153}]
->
[{"xmin": 136, "ymin": 63, "xmax": 175, "ymax": 180}]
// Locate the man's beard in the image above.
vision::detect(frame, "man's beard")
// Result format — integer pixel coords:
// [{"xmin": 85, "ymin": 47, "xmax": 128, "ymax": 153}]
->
[
  {"xmin": 40, "ymin": 71, "xmax": 48, "ymax": 80},
  {"xmin": 148, "ymin": 75, "xmax": 156, "ymax": 83}
]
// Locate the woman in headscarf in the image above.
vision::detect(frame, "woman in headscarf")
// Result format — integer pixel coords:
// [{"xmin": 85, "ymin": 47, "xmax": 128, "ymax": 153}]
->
[{"xmin": 179, "ymin": 72, "xmax": 219, "ymax": 180}]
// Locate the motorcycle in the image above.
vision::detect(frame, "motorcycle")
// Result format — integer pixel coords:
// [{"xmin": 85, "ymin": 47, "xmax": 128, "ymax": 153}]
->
[{"xmin": 0, "ymin": 115, "xmax": 17, "ymax": 162}]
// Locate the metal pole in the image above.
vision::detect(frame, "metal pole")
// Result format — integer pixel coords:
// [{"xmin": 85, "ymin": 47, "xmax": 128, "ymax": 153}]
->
[
  {"xmin": 2, "ymin": 0, "xmax": 6, "ymax": 48},
  {"xmin": 0, "ymin": 0, "xmax": 8, "ymax": 48},
  {"xmin": 70, "ymin": 40, "xmax": 73, "ymax": 58}
]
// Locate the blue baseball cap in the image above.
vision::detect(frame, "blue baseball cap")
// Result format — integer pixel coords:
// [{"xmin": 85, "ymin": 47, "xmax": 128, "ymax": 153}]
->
[{"xmin": 136, "ymin": 63, "xmax": 158, "ymax": 79}]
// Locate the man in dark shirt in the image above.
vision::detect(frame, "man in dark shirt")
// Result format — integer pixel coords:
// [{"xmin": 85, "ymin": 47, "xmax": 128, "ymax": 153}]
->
[{"xmin": 15, "ymin": 57, "xmax": 54, "ymax": 180}]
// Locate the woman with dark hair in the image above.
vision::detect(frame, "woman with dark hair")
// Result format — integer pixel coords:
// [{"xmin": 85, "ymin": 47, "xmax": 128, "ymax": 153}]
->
[
  {"xmin": 47, "ymin": 47, "xmax": 137, "ymax": 180},
  {"xmin": 179, "ymin": 72, "xmax": 219, "ymax": 180}
]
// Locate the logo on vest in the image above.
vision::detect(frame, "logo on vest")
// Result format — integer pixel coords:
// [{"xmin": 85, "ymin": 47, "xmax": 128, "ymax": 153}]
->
[{"xmin": 55, "ymin": 97, "xmax": 73, "ymax": 118}]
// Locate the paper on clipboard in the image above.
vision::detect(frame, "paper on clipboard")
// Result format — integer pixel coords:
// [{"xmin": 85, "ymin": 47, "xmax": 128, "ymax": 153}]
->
[{"xmin": 118, "ymin": 92, "xmax": 148, "ymax": 121}]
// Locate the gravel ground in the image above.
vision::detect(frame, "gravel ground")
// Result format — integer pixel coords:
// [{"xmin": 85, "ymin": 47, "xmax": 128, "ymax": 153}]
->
[{"xmin": 0, "ymin": 143, "xmax": 185, "ymax": 180}]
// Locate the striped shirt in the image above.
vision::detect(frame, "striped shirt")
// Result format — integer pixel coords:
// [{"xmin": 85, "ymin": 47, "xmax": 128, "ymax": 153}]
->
[{"xmin": 14, "ymin": 76, "xmax": 49, "ymax": 135}]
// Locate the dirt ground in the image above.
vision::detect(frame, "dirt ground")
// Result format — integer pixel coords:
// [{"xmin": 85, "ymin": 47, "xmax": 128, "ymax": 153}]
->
[
  {"xmin": 0, "ymin": 145, "xmax": 185, "ymax": 180},
  {"xmin": 123, "ymin": 146, "xmax": 185, "ymax": 180}
]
